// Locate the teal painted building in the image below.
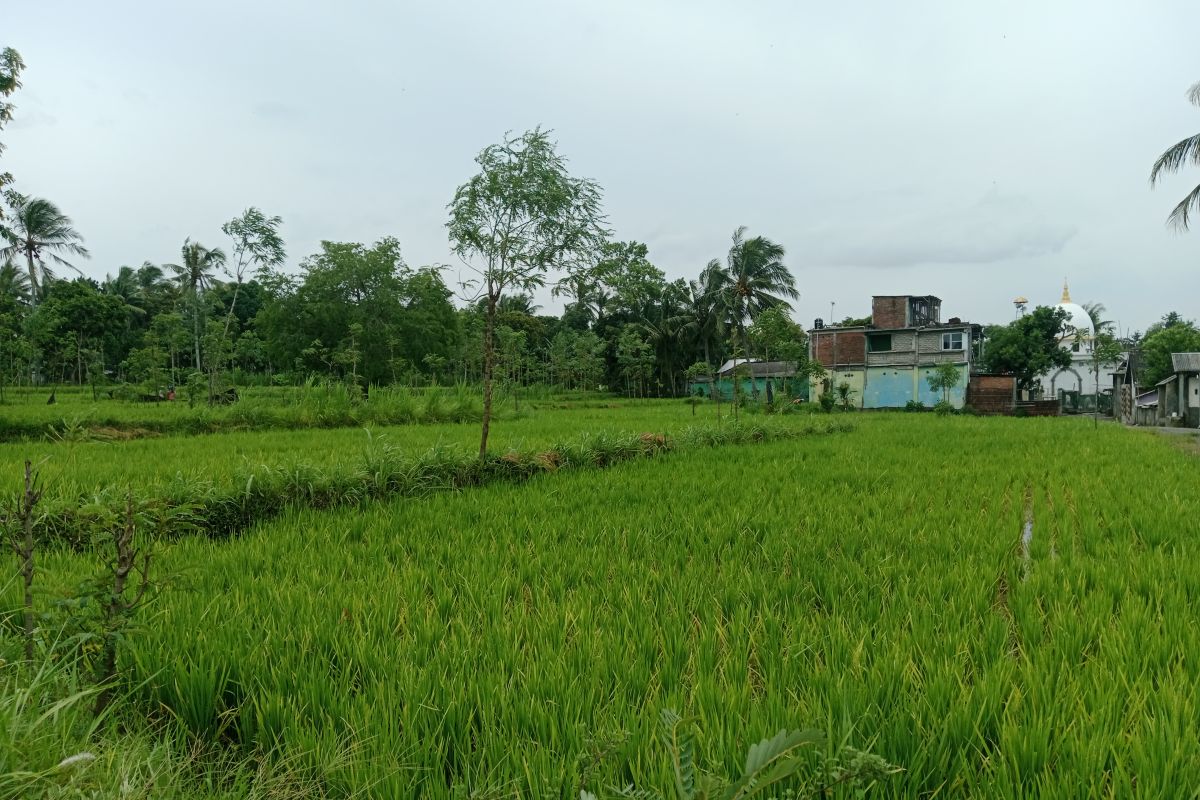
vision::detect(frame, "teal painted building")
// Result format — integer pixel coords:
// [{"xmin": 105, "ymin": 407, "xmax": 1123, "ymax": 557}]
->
[{"xmin": 689, "ymin": 359, "xmax": 809, "ymax": 402}]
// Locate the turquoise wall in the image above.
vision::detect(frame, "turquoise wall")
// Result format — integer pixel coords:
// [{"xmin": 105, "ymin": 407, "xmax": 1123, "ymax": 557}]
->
[
  {"xmin": 861, "ymin": 364, "xmax": 969, "ymax": 409},
  {"xmin": 690, "ymin": 377, "xmax": 808, "ymax": 402}
]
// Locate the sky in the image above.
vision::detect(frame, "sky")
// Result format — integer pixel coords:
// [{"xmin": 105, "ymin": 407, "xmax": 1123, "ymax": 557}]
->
[{"xmin": 5, "ymin": 0, "xmax": 1200, "ymax": 335}]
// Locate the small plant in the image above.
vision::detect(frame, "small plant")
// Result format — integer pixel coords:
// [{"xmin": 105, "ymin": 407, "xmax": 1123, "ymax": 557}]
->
[
  {"xmin": 818, "ymin": 391, "xmax": 835, "ymax": 414},
  {"xmin": 581, "ymin": 709, "xmax": 899, "ymax": 800},
  {"xmin": 926, "ymin": 364, "xmax": 962, "ymax": 406},
  {"xmin": 933, "ymin": 400, "xmax": 956, "ymax": 417},
  {"xmin": 834, "ymin": 382, "xmax": 855, "ymax": 412},
  {"xmin": 903, "ymin": 400, "xmax": 925, "ymax": 412},
  {"xmin": 4, "ymin": 460, "xmax": 43, "ymax": 662}
]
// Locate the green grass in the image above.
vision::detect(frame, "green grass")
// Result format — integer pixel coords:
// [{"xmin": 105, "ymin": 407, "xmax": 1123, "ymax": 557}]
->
[
  {"xmin": 12, "ymin": 414, "xmax": 1200, "ymax": 798},
  {"xmin": 0, "ymin": 652, "xmax": 324, "ymax": 800},
  {"xmin": 0, "ymin": 399, "xmax": 726, "ymax": 497},
  {"xmin": 0, "ymin": 382, "xmax": 494, "ymax": 442}
]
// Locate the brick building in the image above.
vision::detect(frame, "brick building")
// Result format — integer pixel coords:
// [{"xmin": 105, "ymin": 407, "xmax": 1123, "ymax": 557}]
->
[{"xmin": 808, "ymin": 295, "xmax": 982, "ymax": 409}]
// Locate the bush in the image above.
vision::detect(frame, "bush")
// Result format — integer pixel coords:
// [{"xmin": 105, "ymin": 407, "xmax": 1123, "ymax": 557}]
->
[
  {"xmin": 934, "ymin": 400, "xmax": 956, "ymax": 416},
  {"xmin": 818, "ymin": 392, "xmax": 836, "ymax": 413},
  {"xmin": 904, "ymin": 400, "xmax": 926, "ymax": 412}
]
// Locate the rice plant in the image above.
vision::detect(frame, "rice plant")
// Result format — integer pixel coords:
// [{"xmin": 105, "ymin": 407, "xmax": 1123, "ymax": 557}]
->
[{"xmin": 7, "ymin": 413, "xmax": 1200, "ymax": 798}]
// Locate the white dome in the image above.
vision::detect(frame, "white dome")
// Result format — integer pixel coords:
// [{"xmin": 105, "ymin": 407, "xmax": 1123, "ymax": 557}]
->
[
  {"xmin": 1056, "ymin": 302, "xmax": 1093, "ymax": 339},
  {"xmin": 1053, "ymin": 281, "xmax": 1093, "ymax": 345}
]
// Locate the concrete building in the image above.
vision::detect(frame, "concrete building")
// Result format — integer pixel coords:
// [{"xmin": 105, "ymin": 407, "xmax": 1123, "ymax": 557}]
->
[
  {"xmin": 1154, "ymin": 353, "xmax": 1200, "ymax": 427},
  {"xmin": 808, "ymin": 295, "xmax": 981, "ymax": 409}
]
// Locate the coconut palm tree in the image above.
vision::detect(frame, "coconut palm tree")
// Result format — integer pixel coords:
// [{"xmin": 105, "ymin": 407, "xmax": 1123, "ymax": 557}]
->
[
  {"xmin": 681, "ymin": 261, "xmax": 726, "ymax": 368},
  {"xmin": 167, "ymin": 239, "xmax": 225, "ymax": 370},
  {"xmin": 707, "ymin": 226, "xmax": 797, "ymax": 364},
  {"xmin": 1081, "ymin": 301, "xmax": 1114, "ymax": 334},
  {"xmin": 497, "ymin": 293, "xmax": 541, "ymax": 315},
  {"xmin": 0, "ymin": 195, "xmax": 89, "ymax": 303},
  {"xmin": 1151, "ymin": 81, "xmax": 1200, "ymax": 230}
]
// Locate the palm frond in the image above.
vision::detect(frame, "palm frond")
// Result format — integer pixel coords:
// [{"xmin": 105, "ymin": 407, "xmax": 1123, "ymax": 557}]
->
[
  {"xmin": 1165, "ymin": 181, "xmax": 1200, "ymax": 232},
  {"xmin": 1150, "ymin": 133, "xmax": 1200, "ymax": 187}
]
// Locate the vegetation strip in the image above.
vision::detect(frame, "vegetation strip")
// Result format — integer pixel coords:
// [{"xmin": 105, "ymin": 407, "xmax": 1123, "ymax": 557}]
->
[{"xmin": 37, "ymin": 419, "xmax": 853, "ymax": 545}]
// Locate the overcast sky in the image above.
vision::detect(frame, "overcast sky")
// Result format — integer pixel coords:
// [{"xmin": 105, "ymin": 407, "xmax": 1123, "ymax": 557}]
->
[{"xmin": 6, "ymin": 0, "xmax": 1200, "ymax": 334}]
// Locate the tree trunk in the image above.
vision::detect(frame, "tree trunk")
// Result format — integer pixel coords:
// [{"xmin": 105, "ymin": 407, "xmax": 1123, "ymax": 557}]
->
[
  {"xmin": 192, "ymin": 293, "xmax": 203, "ymax": 372},
  {"xmin": 479, "ymin": 287, "xmax": 497, "ymax": 459},
  {"xmin": 25, "ymin": 251, "xmax": 38, "ymax": 307}
]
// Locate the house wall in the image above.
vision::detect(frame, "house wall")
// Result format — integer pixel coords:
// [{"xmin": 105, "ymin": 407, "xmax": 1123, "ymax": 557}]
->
[
  {"xmin": 810, "ymin": 368, "xmax": 864, "ymax": 407},
  {"xmin": 865, "ymin": 332, "xmax": 917, "ymax": 367},
  {"xmin": 871, "ymin": 296, "xmax": 908, "ymax": 328},
  {"xmin": 916, "ymin": 328, "xmax": 969, "ymax": 359},
  {"xmin": 863, "ymin": 366, "xmax": 914, "ymax": 408},
  {"xmin": 812, "ymin": 330, "xmax": 866, "ymax": 367},
  {"xmin": 860, "ymin": 363, "xmax": 969, "ymax": 409}
]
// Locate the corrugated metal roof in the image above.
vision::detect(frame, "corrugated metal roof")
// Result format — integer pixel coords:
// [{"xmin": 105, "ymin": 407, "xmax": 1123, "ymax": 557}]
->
[
  {"xmin": 1171, "ymin": 352, "xmax": 1200, "ymax": 372},
  {"xmin": 716, "ymin": 359, "xmax": 797, "ymax": 378}
]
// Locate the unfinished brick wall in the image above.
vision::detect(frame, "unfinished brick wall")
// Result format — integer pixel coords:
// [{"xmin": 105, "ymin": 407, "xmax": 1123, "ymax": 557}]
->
[
  {"xmin": 871, "ymin": 296, "xmax": 908, "ymax": 329},
  {"xmin": 966, "ymin": 374, "xmax": 1015, "ymax": 414},
  {"xmin": 812, "ymin": 330, "xmax": 866, "ymax": 367}
]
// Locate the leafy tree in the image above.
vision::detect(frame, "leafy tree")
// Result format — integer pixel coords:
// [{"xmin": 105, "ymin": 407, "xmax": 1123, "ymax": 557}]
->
[
  {"xmin": 148, "ymin": 311, "xmax": 189, "ymax": 383},
  {"xmin": 616, "ymin": 326, "xmax": 654, "ymax": 398},
  {"xmin": 0, "ymin": 195, "xmax": 90, "ymax": 304},
  {"xmin": 256, "ymin": 239, "xmax": 458, "ymax": 386},
  {"xmin": 838, "ymin": 315, "xmax": 873, "ymax": 327},
  {"xmin": 1150, "ymin": 81, "xmax": 1200, "ymax": 230},
  {"xmin": 1139, "ymin": 315, "xmax": 1200, "ymax": 387},
  {"xmin": 571, "ymin": 330, "xmax": 605, "ymax": 391},
  {"xmin": 982, "ymin": 306, "xmax": 1073, "ymax": 394},
  {"xmin": 167, "ymin": 238, "xmax": 225, "ymax": 370},
  {"xmin": 0, "ymin": 261, "xmax": 30, "ymax": 308},
  {"xmin": 28, "ymin": 279, "xmax": 127, "ymax": 391},
  {"xmin": 748, "ymin": 306, "xmax": 804, "ymax": 364},
  {"xmin": 447, "ymin": 127, "xmax": 608, "ymax": 457},
  {"xmin": 221, "ymin": 207, "xmax": 285, "ymax": 338},
  {"xmin": 926, "ymin": 363, "xmax": 962, "ymax": 405},
  {"xmin": 0, "ymin": 47, "xmax": 24, "ymax": 207},
  {"xmin": 706, "ymin": 227, "xmax": 797, "ymax": 366}
]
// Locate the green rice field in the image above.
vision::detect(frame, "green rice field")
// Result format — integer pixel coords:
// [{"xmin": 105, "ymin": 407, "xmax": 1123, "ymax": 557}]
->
[{"xmin": 7, "ymin": 408, "xmax": 1200, "ymax": 798}]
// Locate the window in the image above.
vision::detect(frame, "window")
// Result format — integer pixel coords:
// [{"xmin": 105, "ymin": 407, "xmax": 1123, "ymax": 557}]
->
[
  {"xmin": 868, "ymin": 334, "xmax": 892, "ymax": 353},
  {"xmin": 941, "ymin": 332, "xmax": 963, "ymax": 351}
]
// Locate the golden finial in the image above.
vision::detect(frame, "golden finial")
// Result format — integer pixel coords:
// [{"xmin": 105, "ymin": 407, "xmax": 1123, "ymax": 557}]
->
[{"xmin": 1061, "ymin": 279, "xmax": 1071, "ymax": 304}]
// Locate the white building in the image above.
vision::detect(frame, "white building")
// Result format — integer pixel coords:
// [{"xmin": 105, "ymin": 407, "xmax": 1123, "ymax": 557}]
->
[{"xmin": 1036, "ymin": 282, "xmax": 1121, "ymax": 400}]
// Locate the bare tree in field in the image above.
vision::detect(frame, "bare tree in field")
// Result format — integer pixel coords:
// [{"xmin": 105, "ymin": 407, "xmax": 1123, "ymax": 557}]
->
[{"xmin": 447, "ymin": 128, "xmax": 608, "ymax": 458}]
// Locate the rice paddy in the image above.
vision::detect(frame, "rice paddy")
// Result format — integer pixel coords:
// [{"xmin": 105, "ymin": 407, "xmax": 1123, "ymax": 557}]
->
[{"xmin": 7, "ymin": 409, "xmax": 1200, "ymax": 798}]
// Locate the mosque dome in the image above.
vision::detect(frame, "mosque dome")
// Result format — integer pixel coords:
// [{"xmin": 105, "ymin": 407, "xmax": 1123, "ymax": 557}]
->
[{"xmin": 1054, "ymin": 281, "xmax": 1093, "ymax": 350}]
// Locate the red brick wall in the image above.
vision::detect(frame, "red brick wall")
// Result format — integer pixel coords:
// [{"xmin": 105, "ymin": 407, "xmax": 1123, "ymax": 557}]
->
[
  {"xmin": 966, "ymin": 374, "xmax": 1014, "ymax": 414},
  {"xmin": 813, "ymin": 330, "xmax": 866, "ymax": 367},
  {"xmin": 972, "ymin": 375, "xmax": 1014, "ymax": 391},
  {"xmin": 871, "ymin": 296, "xmax": 908, "ymax": 329}
]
